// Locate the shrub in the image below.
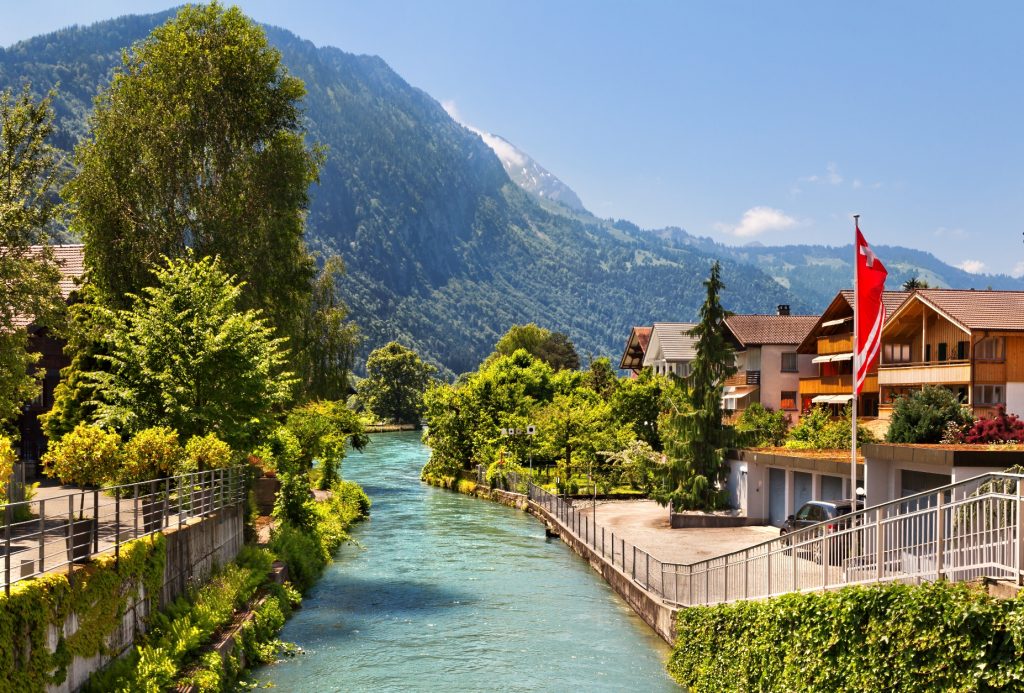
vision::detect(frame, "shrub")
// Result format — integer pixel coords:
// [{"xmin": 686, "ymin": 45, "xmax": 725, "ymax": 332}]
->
[
  {"xmin": 182, "ymin": 433, "xmax": 233, "ymax": 472},
  {"xmin": 734, "ymin": 403, "xmax": 788, "ymax": 448},
  {"xmin": 268, "ymin": 523, "xmax": 323, "ymax": 593},
  {"xmin": 886, "ymin": 386, "xmax": 973, "ymax": 444},
  {"xmin": 0, "ymin": 436, "xmax": 15, "ymax": 502},
  {"xmin": 963, "ymin": 405, "xmax": 1024, "ymax": 444},
  {"xmin": 42, "ymin": 422, "xmax": 122, "ymax": 487},
  {"xmin": 485, "ymin": 457, "xmax": 528, "ymax": 490},
  {"xmin": 784, "ymin": 406, "xmax": 875, "ymax": 450},
  {"xmin": 121, "ymin": 427, "xmax": 182, "ymax": 483}
]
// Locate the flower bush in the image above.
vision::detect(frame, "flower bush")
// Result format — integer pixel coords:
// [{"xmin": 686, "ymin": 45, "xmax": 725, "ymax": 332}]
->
[{"xmin": 962, "ymin": 405, "xmax": 1024, "ymax": 444}]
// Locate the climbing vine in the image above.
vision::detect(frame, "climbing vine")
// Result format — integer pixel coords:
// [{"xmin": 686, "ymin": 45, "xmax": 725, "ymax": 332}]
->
[{"xmin": 0, "ymin": 534, "xmax": 165, "ymax": 693}]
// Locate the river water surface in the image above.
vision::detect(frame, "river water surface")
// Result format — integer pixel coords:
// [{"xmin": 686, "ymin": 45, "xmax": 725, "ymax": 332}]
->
[{"xmin": 253, "ymin": 431, "xmax": 679, "ymax": 692}]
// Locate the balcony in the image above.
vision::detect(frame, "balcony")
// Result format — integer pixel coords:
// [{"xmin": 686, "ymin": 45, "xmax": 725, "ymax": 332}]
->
[
  {"xmin": 877, "ymin": 360, "xmax": 970, "ymax": 386},
  {"xmin": 817, "ymin": 333, "xmax": 852, "ymax": 355},
  {"xmin": 799, "ymin": 373, "xmax": 878, "ymax": 396},
  {"xmin": 724, "ymin": 370, "xmax": 761, "ymax": 387}
]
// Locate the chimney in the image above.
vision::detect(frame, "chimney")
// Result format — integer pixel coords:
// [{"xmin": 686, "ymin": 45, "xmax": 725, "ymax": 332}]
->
[{"xmin": 777, "ymin": 304, "xmax": 790, "ymax": 316}]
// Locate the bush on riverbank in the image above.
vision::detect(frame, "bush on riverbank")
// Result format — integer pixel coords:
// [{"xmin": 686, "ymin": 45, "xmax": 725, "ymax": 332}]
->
[{"xmin": 670, "ymin": 581, "xmax": 1024, "ymax": 691}]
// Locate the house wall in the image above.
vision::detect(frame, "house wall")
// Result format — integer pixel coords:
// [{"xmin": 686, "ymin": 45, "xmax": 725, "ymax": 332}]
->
[
  {"xmin": 757, "ymin": 345, "xmax": 815, "ymax": 414},
  {"xmin": 1007, "ymin": 382, "xmax": 1024, "ymax": 418}
]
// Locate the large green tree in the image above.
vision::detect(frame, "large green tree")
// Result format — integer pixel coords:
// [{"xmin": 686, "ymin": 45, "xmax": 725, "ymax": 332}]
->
[
  {"xmin": 87, "ymin": 254, "xmax": 293, "ymax": 451},
  {"xmin": 297, "ymin": 256, "xmax": 361, "ymax": 401},
  {"xmin": 66, "ymin": 2, "xmax": 322, "ymax": 352},
  {"xmin": 657, "ymin": 262, "xmax": 736, "ymax": 510},
  {"xmin": 358, "ymin": 342, "xmax": 437, "ymax": 424},
  {"xmin": 0, "ymin": 86, "xmax": 63, "ymax": 425},
  {"xmin": 490, "ymin": 323, "xmax": 580, "ymax": 371}
]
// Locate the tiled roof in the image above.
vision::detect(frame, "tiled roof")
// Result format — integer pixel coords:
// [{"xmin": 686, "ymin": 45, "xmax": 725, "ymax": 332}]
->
[
  {"xmin": 644, "ymin": 322, "xmax": 699, "ymax": 363},
  {"xmin": 619, "ymin": 326, "xmax": 653, "ymax": 370},
  {"xmin": 911, "ymin": 289, "xmax": 1024, "ymax": 331},
  {"xmin": 724, "ymin": 314, "xmax": 819, "ymax": 346},
  {"xmin": 839, "ymin": 289, "xmax": 911, "ymax": 317},
  {"xmin": 9, "ymin": 244, "xmax": 85, "ymax": 329},
  {"xmin": 635, "ymin": 326, "xmax": 651, "ymax": 352}
]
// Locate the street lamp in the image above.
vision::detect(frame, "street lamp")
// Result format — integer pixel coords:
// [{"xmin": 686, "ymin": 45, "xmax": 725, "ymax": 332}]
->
[{"xmin": 499, "ymin": 424, "xmax": 538, "ymax": 484}]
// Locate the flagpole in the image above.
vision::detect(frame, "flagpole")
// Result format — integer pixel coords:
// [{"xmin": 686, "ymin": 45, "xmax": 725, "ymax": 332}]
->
[{"xmin": 851, "ymin": 214, "xmax": 859, "ymax": 501}]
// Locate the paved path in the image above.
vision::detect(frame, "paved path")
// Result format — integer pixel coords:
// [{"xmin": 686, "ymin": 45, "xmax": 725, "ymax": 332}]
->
[{"xmin": 576, "ymin": 499, "xmax": 778, "ymax": 564}]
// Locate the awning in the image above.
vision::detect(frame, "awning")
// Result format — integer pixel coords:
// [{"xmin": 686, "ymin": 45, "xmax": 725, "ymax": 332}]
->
[
  {"xmin": 811, "ymin": 394, "xmax": 855, "ymax": 404},
  {"xmin": 811, "ymin": 352, "xmax": 853, "ymax": 363},
  {"xmin": 722, "ymin": 385, "xmax": 758, "ymax": 402},
  {"xmin": 822, "ymin": 317, "xmax": 852, "ymax": 328}
]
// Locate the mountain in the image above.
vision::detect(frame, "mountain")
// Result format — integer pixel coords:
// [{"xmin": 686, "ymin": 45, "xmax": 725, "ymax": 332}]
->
[
  {"xmin": 475, "ymin": 131, "xmax": 587, "ymax": 212},
  {"xmin": 653, "ymin": 228, "xmax": 1024, "ymax": 308},
  {"xmin": 0, "ymin": 10, "xmax": 810, "ymax": 378},
  {"xmin": 1, "ymin": 10, "xmax": 1014, "ymax": 378}
]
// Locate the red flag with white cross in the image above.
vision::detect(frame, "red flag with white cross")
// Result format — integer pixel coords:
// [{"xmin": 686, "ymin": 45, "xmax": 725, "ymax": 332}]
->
[{"xmin": 854, "ymin": 220, "xmax": 888, "ymax": 394}]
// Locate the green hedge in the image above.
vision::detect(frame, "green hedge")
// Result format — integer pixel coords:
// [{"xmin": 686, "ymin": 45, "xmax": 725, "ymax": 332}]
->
[{"xmin": 670, "ymin": 582, "xmax": 1024, "ymax": 691}]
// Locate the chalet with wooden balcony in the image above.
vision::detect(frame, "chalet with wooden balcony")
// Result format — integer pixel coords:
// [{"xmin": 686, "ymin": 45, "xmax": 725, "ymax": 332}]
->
[
  {"xmin": 797, "ymin": 289, "xmax": 909, "ymax": 416},
  {"xmin": 12, "ymin": 245, "xmax": 85, "ymax": 468},
  {"xmin": 877, "ymin": 289, "xmax": 1024, "ymax": 419},
  {"xmin": 618, "ymin": 326, "xmax": 652, "ymax": 376},
  {"xmin": 642, "ymin": 322, "xmax": 698, "ymax": 378},
  {"xmin": 721, "ymin": 306, "xmax": 819, "ymax": 415}
]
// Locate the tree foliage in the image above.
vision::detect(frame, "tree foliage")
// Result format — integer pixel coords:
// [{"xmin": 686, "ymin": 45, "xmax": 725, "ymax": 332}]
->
[
  {"xmin": 785, "ymin": 405, "xmax": 876, "ymax": 450},
  {"xmin": 120, "ymin": 426, "xmax": 182, "ymax": 484},
  {"xmin": 66, "ymin": 2, "xmax": 322, "ymax": 357},
  {"xmin": 656, "ymin": 262, "xmax": 736, "ymax": 511},
  {"xmin": 610, "ymin": 369, "xmax": 666, "ymax": 451},
  {"xmin": 490, "ymin": 323, "xmax": 580, "ymax": 371},
  {"xmin": 0, "ymin": 85, "xmax": 64, "ymax": 424},
  {"xmin": 357, "ymin": 342, "xmax": 436, "ymax": 424},
  {"xmin": 885, "ymin": 386, "xmax": 973, "ymax": 444},
  {"xmin": 297, "ymin": 256, "xmax": 360, "ymax": 401},
  {"xmin": 734, "ymin": 403, "xmax": 789, "ymax": 448},
  {"xmin": 87, "ymin": 254, "xmax": 293, "ymax": 451},
  {"xmin": 285, "ymin": 400, "xmax": 366, "ymax": 488},
  {"xmin": 41, "ymin": 422, "xmax": 122, "ymax": 487}
]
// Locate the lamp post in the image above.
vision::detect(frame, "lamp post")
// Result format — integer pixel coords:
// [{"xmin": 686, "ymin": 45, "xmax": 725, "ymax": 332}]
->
[{"xmin": 499, "ymin": 424, "xmax": 538, "ymax": 485}]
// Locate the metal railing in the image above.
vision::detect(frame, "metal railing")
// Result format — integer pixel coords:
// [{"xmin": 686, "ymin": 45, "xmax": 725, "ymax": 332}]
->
[
  {"xmin": 528, "ymin": 473, "xmax": 1024, "ymax": 608},
  {"xmin": 0, "ymin": 467, "xmax": 247, "ymax": 593}
]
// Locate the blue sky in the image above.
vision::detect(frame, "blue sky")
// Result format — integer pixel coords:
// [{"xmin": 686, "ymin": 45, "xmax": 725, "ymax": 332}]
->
[{"xmin": 3, "ymin": 1, "xmax": 1023, "ymax": 276}]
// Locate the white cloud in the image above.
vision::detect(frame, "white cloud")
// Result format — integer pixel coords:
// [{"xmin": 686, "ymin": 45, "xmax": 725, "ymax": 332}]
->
[
  {"xmin": 442, "ymin": 99, "xmax": 525, "ymax": 167},
  {"xmin": 934, "ymin": 226, "xmax": 968, "ymax": 239},
  {"xmin": 852, "ymin": 179, "xmax": 863, "ymax": 190},
  {"xmin": 1012, "ymin": 261, "xmax": 1024, "ymax": 278},
  {"xmin": 825, "ymin": 162, "xmax": 843, "ymax": 185},
  {"xmin": 717, "ymin": 207, "xmax": 798, "ymax": 238},
  {"xmin": 957, "ymin": 259, "xmax": 986, "ymax": 274}
]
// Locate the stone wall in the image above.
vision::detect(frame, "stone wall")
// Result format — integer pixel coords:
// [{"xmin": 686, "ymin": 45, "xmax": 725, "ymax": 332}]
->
[{"xmin": 50, "ymin": 504, "xmax": 245, "ymax": 693}]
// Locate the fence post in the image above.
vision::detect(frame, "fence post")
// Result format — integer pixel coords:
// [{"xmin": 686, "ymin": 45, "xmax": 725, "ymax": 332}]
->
[
  {"xmin": 1017, "ymin": 479, "xmax": 1024, "ymax": 586},
  {"xmin": 743, "ymin": 549, "xmax": 749, "ymax": 599},
  {"xmin": 4, "ymin": 504, "xmax": 12, "ymax": 595},
  {"xmin": 875, "ymin": 507, "xmax": 885, "ymax": 581},
  {"xmin": 792, "ymin": 535, "xmax": 798, "ymax": 592},
  {"xmin": 822, "ymin": 533, "xmax": 828, "ymax": 589},
  {"xmin": 936, "ymin": 492, "xmax": 945, "ymax": 580},
  {"xmin": 93, "ymin": 490, "xmax": 99, "ymax": 553},
  {"xmin": 66, "ymin": 495, "xmax": 74, "ymax": 577},
  {"xmin": 725, "ymin": 557, "xmax": 730, "ymax": 602},
  {"xmin": 115, "ymin": 493, "xmax": 121, "ymax": 567},
  {"xmin": 38, "ymin": 499, "xmax": 46, "ymax": 576},
  {"xmin": 632, "ymin": 545, "xmax": 637, "ymax": 582}
]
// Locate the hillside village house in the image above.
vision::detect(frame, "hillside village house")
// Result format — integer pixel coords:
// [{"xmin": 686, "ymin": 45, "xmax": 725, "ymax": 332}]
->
[
  {"xmin": 618, "ymin": 326, "xmax": 652, "ymax": 377},
  {"xmin": 12, "ymin": 245, "xmax": 84, "ymax": 469},
  {"xmin": 877, "ymin": 289, "xmax": 1024, "ymax": 419},
  {"xmin": 721, "ymin": 306, "xmax": 818, "ymax": 417},
  {"xmin": 641, "ymin": 322, "xmax": 698, "ymax": 377},
  {"xmin": 797, "ymin": 289, "xmax": 909, "ymax": 417}
]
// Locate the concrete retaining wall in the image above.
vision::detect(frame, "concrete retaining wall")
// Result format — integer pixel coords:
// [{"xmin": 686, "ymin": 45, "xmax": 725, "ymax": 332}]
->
[
  {"xmin": 50, "ymin": 504, "xmax": 245, "ymax": 693},
  {"xmin": 527, "ymin": 501, "xmax": 677, "ymax": 644}
]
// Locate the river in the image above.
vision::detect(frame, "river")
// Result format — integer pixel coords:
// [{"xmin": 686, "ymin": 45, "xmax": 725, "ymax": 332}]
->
[{"xmin": 252, "ymin": 431, "xmax": 679, "ymax": 691}]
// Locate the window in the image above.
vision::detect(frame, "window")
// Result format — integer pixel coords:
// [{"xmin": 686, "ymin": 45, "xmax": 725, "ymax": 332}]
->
[
  {"xmin": 957, "ymin": 341, "xmax": 967, "ymax": 360},
  {"xmin": 976, "ymin": 337, "xmax": 1005, "ymax": 362},
  {"xmin": 938, "ymin": 342, "xmax": 947, "ymax": 361},
  {"xmin": 925, "ymin": 344, "xmax": 931, "ymax": 362},
  {"xmin": 781, "ymin": 352, "xmax": 798, "ymax": 372},
  {"xmin": 780, "ymin": 391, "xmax": 797, "ymax": 410},
  {"xmin": 883, "ymin": 343, "xmax": 912, "ymax": 364},
  {"xmin": 974, "ymin": 384, "xmax": 1005, "ymax": 405}
]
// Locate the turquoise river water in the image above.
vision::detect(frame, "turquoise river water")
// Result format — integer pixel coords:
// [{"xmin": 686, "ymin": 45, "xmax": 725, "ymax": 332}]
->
[{"xmin": 252, "ymin": 431, "xmax": 679, "ymax": 692}]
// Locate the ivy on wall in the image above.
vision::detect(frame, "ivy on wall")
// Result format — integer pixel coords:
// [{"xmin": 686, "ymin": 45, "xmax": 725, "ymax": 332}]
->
[
  {"xmin": 670, "ymin": 581, "xmax": 1024, "ymax": 691},
  {"xmin": 0, "ymin": 534, "xmax": 165, "ymax": 693}
]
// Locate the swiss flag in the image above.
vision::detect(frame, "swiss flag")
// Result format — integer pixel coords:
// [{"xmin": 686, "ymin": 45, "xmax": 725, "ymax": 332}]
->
[{"xmin": 855, "ymin": 221, "xmax": 888, "ymax": 394}]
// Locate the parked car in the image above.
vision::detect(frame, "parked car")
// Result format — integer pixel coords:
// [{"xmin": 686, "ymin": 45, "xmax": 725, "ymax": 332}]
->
[{"xmin": 779, "ymin": 499, "xmax": 864, "ymax": 564}]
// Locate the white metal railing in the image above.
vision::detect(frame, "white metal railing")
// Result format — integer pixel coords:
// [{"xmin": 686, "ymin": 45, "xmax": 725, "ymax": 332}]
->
[{"xmin": 529, "ymin": 473, "xmax": 1024, "ymax": 608}]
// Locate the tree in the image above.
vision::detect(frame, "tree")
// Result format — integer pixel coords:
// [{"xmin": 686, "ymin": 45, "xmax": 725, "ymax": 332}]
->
[
  {"xmin": 610, "ymin": 369, "xmax": 665, "ymax": 451},
  {"xmin": 585, "ymin": 357, "xmax": 618, "ymax": 400},
  {"xmin": 657, "ymin": 262, "xmax": 736, "ymax": 511},
  {"xmin": 120, "ymin": 427, "xmax": 182, "ymax": 484},
  {"xmin": 297, "ymin": 256, "xmax": 360, "ymax": 401},
  {"xmin": 902, "ymin": 277, "xmax": 930, "ymax": 290},
  {"xmin": 491, "ymin": 323, "xmax": 580, "ymax": 371},
  {"xmin": 735, "ymin": 403, "xmax": 789, "ymax": 448},
  {"xmin": 66, "ymin": 3, "xmax": 322, "ymax": 355},
  {"xmin": 286, "ymin": 400, "xmax": 367, "ymax": 489},
  {"xmin": 886, "ymin": 386, "xmax": 972, "ymax": 444},
  {"xmin": 0, "ymin": 86, "xmax": 63, "ymax": 424},
  {"xmin": 358, "ymin": 342, "xmax": 437, "ymax": 424},
  {"xmin": 87, "ymin": 254, "xmax": 294, "ymax": 452}
]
